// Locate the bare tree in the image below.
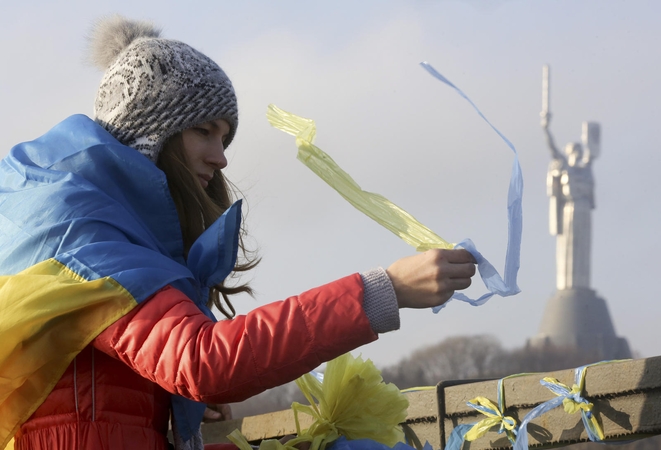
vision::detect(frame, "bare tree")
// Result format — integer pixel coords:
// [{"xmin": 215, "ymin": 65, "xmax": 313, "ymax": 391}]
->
[
  {"xmin": 497, "ymin": 343, "xmax": 604, "ymax": 375},
  {"xmin": 381, "ymin": 335, "xmax": 507, "ymax": 388},
  {"xmin": 381, "ymin": 335, "xmax": 625, "ymax": 390}
]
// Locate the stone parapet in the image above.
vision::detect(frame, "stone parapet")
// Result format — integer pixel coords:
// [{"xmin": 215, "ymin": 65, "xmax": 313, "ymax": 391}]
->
[{"xmin": 202, "ymin": 356, "xmax": 661, "ymax": 449}]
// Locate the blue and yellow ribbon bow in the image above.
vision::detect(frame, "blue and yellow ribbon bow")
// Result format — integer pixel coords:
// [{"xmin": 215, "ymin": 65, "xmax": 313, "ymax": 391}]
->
[
  {"xmin": 445, "ymin": 376, "xmax": 522, "ymax": 450},
  {"xmin": 514, "ymin": 364, "xmax": 608, "ymax": 450},
  {"xmin": 539, "ymin": 374, "xmax": 604, "ymax": 442},
  {"xmin": 465, "ymin": 396, "xmax": 518, "ymax": 443}
]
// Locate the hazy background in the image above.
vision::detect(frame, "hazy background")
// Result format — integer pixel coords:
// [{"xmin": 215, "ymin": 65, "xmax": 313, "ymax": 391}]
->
[{"xmin": 1, "ymin": 0, "xmax": 658, "ymax": 368}]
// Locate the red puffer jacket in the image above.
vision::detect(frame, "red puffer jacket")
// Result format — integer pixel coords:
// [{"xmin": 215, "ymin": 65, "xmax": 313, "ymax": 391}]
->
[{"xmin": 14, "ymin": 274, "xmax": 377, "ymax": 450}]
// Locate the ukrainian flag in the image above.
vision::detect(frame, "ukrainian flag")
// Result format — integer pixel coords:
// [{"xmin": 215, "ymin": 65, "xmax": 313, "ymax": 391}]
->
[{"xmin": 0, "ymin": 115, "xmax": 241, "ymax": 448}]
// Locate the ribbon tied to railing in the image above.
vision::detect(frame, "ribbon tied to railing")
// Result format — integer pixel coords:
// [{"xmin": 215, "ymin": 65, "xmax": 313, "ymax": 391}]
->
[
  {"xmin": 541, "ymin": 378, "xmax": 595, "ymax": 417},
  {"xmin": 465, "ymin": 396, "xmax": 518, "ymax": 442},
  {"xmin": 514, "ymin": 365, "xmax": 605, "ymax": 450},
  {"xmin": 445, "ymin": 377, "xmax": 520, "ymax": 450}
]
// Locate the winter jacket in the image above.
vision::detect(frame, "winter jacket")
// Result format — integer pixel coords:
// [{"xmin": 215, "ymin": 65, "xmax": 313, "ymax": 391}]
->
[
  {"xmin": 0, "ymin": 115, "xmax": 245, "ymax": 447},
  {"xmin": 0, "ymin": 116, "xmax": 389, "ymax": 450},
  {"xmin": 14, "ymin": 277, "xmax": 376, "ymax": 450}
]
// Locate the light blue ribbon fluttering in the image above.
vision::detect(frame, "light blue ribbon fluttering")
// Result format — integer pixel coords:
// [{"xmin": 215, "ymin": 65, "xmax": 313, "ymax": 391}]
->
[{"xmin": 420, "ymin": 62, "xmax": 523, "ymax": 311}]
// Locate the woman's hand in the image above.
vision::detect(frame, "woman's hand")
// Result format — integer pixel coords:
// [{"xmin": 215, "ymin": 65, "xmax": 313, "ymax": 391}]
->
[
  {"xmin": 386, "ymin": 248, "xmax": 476, "ymax": 309},
  {"xmin": 202, "ymin": 404, "xmax": 232, "ymax": 422}
]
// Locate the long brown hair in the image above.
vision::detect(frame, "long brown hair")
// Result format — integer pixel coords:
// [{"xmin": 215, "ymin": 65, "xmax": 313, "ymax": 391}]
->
[{"xmin": 157, "ymin": 133, "xmax": 259, "ymax": 318}]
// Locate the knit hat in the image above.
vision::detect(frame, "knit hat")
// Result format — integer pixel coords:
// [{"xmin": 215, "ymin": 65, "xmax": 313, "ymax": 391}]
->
[{"xmin": 89, "ymin": 15, "xmax": 238, "ymax": 162}]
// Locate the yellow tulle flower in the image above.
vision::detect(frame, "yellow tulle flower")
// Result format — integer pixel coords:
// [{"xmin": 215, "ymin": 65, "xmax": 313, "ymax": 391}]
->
[{"xmin": 228, "ymin": 353, "xmax": 409, "ymax": 450}]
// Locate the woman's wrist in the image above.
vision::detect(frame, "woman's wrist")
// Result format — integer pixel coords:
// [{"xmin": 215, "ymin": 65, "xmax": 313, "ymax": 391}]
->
[{"xmin": 360, "ymin": 267, "xmax": 400, "ymax": 334}]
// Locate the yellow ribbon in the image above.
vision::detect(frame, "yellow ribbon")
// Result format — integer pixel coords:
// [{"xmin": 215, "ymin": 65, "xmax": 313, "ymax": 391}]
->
[
  {"xmin": 267, "ymin": 104, "xmax": 453, "ymax": 251},
  {"xmin": 541, "ymin": 377, "xmax": 605, "ymax": 441},
  {"xmin": 399, "ymin": 386, "xmax": 436, "ymax": 394},
  {"xmin": 465, "ymin": 396, "xmax": 517, "ymax": 442}
]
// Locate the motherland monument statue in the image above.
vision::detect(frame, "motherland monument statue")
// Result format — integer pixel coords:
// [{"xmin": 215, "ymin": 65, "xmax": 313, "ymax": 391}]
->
[{"xmin": 528, "ymin": 65, "xmax": 631, "ymax": 360}]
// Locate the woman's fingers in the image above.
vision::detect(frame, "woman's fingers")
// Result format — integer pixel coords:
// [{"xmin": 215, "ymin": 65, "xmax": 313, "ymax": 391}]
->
[
  {"xmin": 202, "ymin": 404, "xmax": 232, "ymax": 422},
  {"xmin": 387, "ymin": 249, "xmax": 477, "ymax": 309}
]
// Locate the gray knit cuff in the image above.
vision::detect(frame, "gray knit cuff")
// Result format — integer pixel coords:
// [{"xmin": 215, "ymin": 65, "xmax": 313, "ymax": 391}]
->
[{"xmin": 360, "ymin": 267, "xmax": 400, "ymax": 334}]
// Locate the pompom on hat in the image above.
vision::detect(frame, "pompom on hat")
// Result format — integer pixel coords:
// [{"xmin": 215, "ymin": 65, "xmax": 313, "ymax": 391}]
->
[{"xmin": 89, "ymin": 15, "xmax": 238, "ymax": 161}]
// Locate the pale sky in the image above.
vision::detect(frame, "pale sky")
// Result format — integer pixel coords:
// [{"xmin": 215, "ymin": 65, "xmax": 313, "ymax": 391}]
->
[{"xmin": 1, "ymin": 0, "xmax": 659, "ymax": 368}]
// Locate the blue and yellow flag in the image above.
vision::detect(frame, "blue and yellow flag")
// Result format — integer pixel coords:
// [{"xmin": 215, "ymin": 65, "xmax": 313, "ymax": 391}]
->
[{"xmin": 0, "ymin": 115, "xmax": 241, "ymax": 448}]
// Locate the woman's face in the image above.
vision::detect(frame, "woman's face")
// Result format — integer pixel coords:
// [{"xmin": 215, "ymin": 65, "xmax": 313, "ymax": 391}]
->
[{"xmin": 181, "ymin": 119, "xmax": 231, "ymax": 189}]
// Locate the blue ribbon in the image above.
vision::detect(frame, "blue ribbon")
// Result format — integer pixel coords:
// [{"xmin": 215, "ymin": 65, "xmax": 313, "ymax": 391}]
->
[
  {"xmin": 420, "ymin": 62, "xmax": 523, "ymax": 310},
  {"xmin": 446, "ymin": 424, "xmax": 474, "ymax": 450},
  {"xmin": 445, "ymin": 378, "xmax": 518, "ymax": 450},
  {"xmin": 469, "ymin": 401, "xmax": 518, "ymax": 438},
  {"xmin": 495, "ymin": 378, "xmax": 519, "ymax": 443},
  {"xmin": 514, "ymin": 365, "xmax": 602, "ymax": 450},
  {"xmin": 329, "ymin": 436, "xmax": 433, "ymax": 450}
]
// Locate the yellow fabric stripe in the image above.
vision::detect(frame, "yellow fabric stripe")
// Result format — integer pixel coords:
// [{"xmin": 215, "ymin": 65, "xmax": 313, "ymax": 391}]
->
[
  {"xmin": 0, "ymin": 259, "xmax": 138, "ymax": 450},
  {"xmin": 267, "ymin": 104, "xmax": 453, "ymax": 251}
]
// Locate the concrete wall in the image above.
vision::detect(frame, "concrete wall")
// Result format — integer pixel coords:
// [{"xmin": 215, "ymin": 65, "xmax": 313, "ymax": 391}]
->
[{"xmin": 202, "ymin": 357, "xmax": 661, "ymax": 449}]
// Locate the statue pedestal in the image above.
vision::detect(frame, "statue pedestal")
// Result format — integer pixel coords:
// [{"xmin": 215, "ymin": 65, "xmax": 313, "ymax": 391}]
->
[
  {"xmin": 528, "ymin": 288, "xmax": 631, "ymax": 360},
  {"xmin": 534, "ymin": 68, "xmax": 628, "ymax": 361}
]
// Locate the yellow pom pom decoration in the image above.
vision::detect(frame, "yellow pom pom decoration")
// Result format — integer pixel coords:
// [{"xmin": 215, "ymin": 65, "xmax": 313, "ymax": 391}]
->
[{"xmin": 228, "ymin": 353, "xmax": 409, "ymax": 450}]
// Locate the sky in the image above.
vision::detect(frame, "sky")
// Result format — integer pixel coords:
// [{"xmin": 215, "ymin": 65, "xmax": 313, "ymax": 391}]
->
[{"xmin": 1, "ymin": 0, "xmax": 659, "ymax": 369}]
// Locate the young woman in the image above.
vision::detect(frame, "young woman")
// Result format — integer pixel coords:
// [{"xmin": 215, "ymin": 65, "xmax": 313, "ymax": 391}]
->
[{"xmin": 0, "ymin": 15, "xmax": 476, "ymax": 450}]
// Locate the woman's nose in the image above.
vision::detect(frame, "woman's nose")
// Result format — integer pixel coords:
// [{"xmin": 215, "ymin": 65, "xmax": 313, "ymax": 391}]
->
[{"xmin": 208, "ymin": 141, "xmax": 228, "ymax": 169}]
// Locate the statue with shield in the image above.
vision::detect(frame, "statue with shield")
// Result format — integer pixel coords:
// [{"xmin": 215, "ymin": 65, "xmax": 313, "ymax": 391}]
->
[{"xmin": 541, "ymin": 65, "xmax": 601, "ymax": 291}]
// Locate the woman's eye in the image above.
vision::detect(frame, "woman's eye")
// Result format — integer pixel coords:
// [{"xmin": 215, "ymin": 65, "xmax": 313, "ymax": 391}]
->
[{"xmin": 195, "ymin": 128, "xmax": 210, "ymax": 136}]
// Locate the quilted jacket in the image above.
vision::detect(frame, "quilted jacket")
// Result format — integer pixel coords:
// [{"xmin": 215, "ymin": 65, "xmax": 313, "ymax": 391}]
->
[{"xmin": 14, "ymin": 276, "xmax": 377, "ymax": 449}]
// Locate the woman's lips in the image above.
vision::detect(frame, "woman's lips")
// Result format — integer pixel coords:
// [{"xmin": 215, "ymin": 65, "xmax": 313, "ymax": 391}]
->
[{"xmin": 198, "ymin": 174, "xmax": 211, "ymax": 188}]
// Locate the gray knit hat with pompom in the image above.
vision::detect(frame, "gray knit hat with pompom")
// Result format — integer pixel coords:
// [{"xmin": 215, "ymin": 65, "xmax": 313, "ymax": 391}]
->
[{"xmin": 89, "ymin": 15, "xmax": 238, "ymax": 162}]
